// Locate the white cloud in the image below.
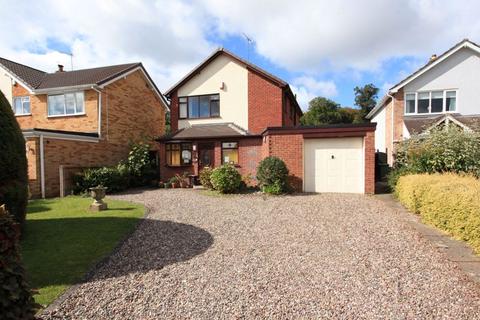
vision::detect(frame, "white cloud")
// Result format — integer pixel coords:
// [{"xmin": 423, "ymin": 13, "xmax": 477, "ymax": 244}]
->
[
  {"xmin": 200, "ymin": 0, "xmax": 480, "ymax": 73},
  {"xmin": 291, "ymin": 76, "xmax": 337, "ymax": 110}
]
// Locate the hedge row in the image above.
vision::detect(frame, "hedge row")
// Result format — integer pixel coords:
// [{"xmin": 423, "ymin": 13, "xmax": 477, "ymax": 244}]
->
[{"xmin": 396, "ymin": 173, "xmax": 480, "ymax": 253}]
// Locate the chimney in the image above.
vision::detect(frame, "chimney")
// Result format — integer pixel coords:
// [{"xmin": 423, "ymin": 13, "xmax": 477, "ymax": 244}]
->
[
  {"xmin": 429, "ymin": 54, "xmax": 437, "ymax": 62},
  {"xmin": 56, "ymin": 64, "xmax": 65, "ymax": 72}
]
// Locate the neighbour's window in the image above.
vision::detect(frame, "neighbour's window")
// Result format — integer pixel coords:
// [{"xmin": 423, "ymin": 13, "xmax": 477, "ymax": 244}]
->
[
  {"xmin": 166, "ymin": 143, "xmax": 192, "ymax": 166},
  {"xmin": 446, "ymin": 91, "xmax": 456, "ymax": 112},
  {"xmin": 13, "ymin": 96, "xmax": 30, "ymax": 115},
  {"xmin": 178, "ymin": 94, "xmax": 219, "ymax": 119},
  {"xmin": 221, "ymin": 142, "xmax": 238, "ymax": 165},
  {"xmin": 404, "ymin": 90, "xmax": 457, "ymax": 115},
  {"xmin": 47, "ymin": 91, "xmax": 85, "ymax": 116},
  {"xmin": 405, "ymin": 94, "xmax": 415, "ymax": 114}
]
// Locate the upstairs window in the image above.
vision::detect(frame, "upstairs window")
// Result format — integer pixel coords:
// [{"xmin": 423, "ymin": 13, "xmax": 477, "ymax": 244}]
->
[
  {"xmin": 48, "ymin": 91, "xmax": 85, "ymax": 117},
  {"xmin": 179, "ymin": 94, "xmax": 219, "ymax": 119},
  {"xmin": 404, "ymin": 90, "xmax": 457, "ymax": 114},
  {"xmin": 13, "ymin": 96, "xmax": 30, "ymax": 115}
]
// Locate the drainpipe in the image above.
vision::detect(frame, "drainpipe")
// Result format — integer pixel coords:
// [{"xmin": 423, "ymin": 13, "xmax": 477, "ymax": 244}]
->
[
  {"xmin": 387, "ymin": 92, "xmax": 395, "ymax": 165},
  {"xmin": 40, "ymin": 134, "xmax": 45, "ymax": 199},
  {"xmin": 91, "ymin": 86, "xmax": 102, "ymax": 139}
]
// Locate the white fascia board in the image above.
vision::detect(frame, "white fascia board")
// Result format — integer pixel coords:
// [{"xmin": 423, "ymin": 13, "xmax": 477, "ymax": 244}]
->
[
  {"xmin": 23, "ymin": 130, "xmax": 100, "ymax": 143},
  {"xmin": 390, "ymin": 41, "xmax": 480, "ymax": 93}
]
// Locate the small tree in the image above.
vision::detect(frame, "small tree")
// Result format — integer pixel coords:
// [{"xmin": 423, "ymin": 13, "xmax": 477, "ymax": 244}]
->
[
  {"xmin": 300, "ymin": 97, "xmax": 357, "ymax": 126},
  {"xmin": 0, "ymin": 91, "xmax": 28, "ymax": 225},
  {"xmin": 353, "ymin": 83, "xmax": 379, "ymax": 123},
  {"xmin": 257, "ymin": 156, "xmax": 289, "ymax": 194}
]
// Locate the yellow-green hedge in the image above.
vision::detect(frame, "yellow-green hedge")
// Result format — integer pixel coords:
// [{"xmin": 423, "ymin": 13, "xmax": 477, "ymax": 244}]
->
[{"xmin": 396, "ymin": 173, "xmax": 480, "ymax": 253}]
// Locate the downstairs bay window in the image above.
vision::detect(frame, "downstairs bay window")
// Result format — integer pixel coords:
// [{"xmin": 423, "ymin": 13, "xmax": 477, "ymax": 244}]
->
[
  {"xmin": 221, "ymin": 142, "xmax": 238, "ymax": 165},
  {"xmin": 166, "ymin": 143, "xmax": 192, "ymax": 166},
  {"xmin": 404, "ymin": 90, "xmax": 457, "ymax": 114}
]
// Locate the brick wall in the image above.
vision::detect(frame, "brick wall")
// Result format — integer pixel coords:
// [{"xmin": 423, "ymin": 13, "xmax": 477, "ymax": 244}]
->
[
  {"xmin": 26, "ymin": 138, "xmax": 41, "ymax": 197},
  {"xmin": 264, "ymin": 133, "xmax": 304, "ymax": 191},
  {"xmin": 13, "ymin": 83, "xmax": 99, "ymax": 132},
  {"xmin": 282, "ymin": 94, "xmax": 301, "ymax": 127},
  {"xmin": 169, "ymin": 91, "xmax": 178, "ymax": 132},
  {"xmin": 364, "ymin": 131, "xmax": 375, "ymax": 194},
  {"xmin": 248, "ymin": 71, "xmax": 283, "ymax": 134}
]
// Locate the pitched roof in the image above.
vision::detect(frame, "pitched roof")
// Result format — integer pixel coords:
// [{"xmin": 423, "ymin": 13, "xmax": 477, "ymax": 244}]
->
[
  {"xmin": 403, "ymin": 114, "xmax": 480, "ymax": 134},
  {"xmin": 164, "ymin": 48, "xmax": 302, "ymax": 116},
  {"xmin": 36, "ymin": 63, "xmax": 140, "ymax": 89},
  {"xmin": 390, "ymin": 39, "xmax": 480, "ymax": 93},
  {"xmin": 0, "ymin": 57, "xmax": 46, "ymax": 90},
  {"xmin": 160, "ymin": 123, "xmax": 255, "ymax": 141},
  {"xmin": 0, "ymin": 57, "xmax": 169, "ymax": 110}
]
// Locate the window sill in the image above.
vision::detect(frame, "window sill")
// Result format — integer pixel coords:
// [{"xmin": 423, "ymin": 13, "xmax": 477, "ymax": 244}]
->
[
  {"xmin": 15, "ymin": 113, "xmax": 32, "ymax": 117},
  {"xmin": 179, "ymin": 116, "xmax": 222, "ymax": 120},
  {"xmin": 404, "ymin": 111, "xmax": 457, "ymax": 116},
  {"xmin": 47, "ymin": 113, "xmax": 86, "ymax": 118},
  {"xmin": 165, "ymin": 164, "xmax": 193, "ymax": 168}
]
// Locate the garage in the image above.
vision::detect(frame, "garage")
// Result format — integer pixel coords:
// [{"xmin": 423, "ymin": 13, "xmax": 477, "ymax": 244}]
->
[
  {"xmin": 304, "ymin": 137, "xmax": 364, "ymax": 193},
  {"xmin": 262, "ymin": 123, "xmax": 376, "ymax": 194}
]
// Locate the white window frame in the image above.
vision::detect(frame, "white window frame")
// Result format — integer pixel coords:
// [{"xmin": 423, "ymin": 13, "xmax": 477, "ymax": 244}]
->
[
  {"xmin": 404, "ymin": 89, "xmax": 458, "ymax": 115},
  {"xmin": 13, "ymin": 96, "xmax": 31, "ymax": 116},
  {"xmin": 47, "ymin": 91, "xmax": 86, "ymax": 117}
]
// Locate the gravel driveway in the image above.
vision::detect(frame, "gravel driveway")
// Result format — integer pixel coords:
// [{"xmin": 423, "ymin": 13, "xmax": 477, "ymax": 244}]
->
[{"xmin": 42, "ymin": 189, "xmax": 480, "ymax": 319}]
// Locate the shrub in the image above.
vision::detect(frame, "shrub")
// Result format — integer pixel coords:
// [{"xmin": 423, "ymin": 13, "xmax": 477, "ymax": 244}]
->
[
  {"xmin": 126, "ymin": 143, "xmax": 157, "ymax": 186},
  {"xmin": 256, "ymin": 156, "xmax": 289, "ymax": 194},
  {"xmin": 0, "ymin": 205, "xmax": 39, "ymax": 319},
  {"xmin": 210, "ymin": 164, "xmax": 241, "ymax": 193},
  {"xmin": 395, "ymin": 173, "xmax": 480, "ymax": 253},
  {"xmin": 199, "ymin": 167, "xmax": 214, "ymax": 189},
  {"xmin": 73, "ymin": 166, "xmax": 129, "ymax": 194},
  {"xmin": 0, "ymin": 91, "xmax": 28, "ymax": 225},
  {"xmin": 395, "ymin": 127, "xmax": 480, "ymax": 176}
]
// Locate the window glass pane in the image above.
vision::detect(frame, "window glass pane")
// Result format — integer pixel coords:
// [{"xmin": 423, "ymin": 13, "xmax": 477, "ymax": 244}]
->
[
  {"xmin": 222, "ymin": 149, "xmax": 238, "ymax": 165},
  {"xmin": 199, "ymin": 96, "xmax": 210, "ymax": 117},
  {"xmin": 14, "ymin": 98, "xmax": 23, "ymax": 114},
  {"xmin": 446, "ymin": 91, "xmax": 456, "ymax": 112},
  {"xmin": 22, "ymin": 97, "xmax": 30, "ymax": 114},
  {"xmin": 179, "ymin": 97, "xmax": 187, "ymax": 103},
  {"xmin": 222, "ymin": 142, "xmax": 238, "ymax": 149},
  {"xmin": 211, "ymin": 99, "xmax": 220, "ymax": 117},
  {"xmin": 188, "ymin": 96, "xmax": 199, "ymax": 118},
  {"xmin": 405, "ymin": 94, "xmax": 415, "ymax": 113},
  {"xmin": 181, "ymin": 149, "xmax": 192, "ymax": 164},
  {"xmin": 431, "ymin": 91, "xmax": 443, "ymax": 113},
  {"xmin": 65, "ymin": 93, "xmax": 76, "ymax": 114},
  {"xmin": 171, "ymin": 150, "xmax": 180, "ymax": 165},
  {"xmin": 179, "ymin": 103, "xmax": 187, "ymax": 118},
  {"xmin": 417, "ymin": 92, "xmax": 429, "ymax": 113},
  {"xmin": 210, "ymin": 94, "xmax": 219, "ymax": 101},
  {"xmin": 75, "ymin": 92, "xmax": 84, "ymax": 113},
  {"xmin": 48, "ymin": 95, "xmax": 65, "ymax": 115}
]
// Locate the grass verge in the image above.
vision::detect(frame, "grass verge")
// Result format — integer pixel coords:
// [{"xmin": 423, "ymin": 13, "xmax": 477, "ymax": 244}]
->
[{"xmin": 21, "ymin": 196, "xmax": 143, "ymax": 307}]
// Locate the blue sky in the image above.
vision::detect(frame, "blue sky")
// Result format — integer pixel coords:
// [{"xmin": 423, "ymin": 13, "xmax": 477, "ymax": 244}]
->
[{"xmin": 1, "ymin": 0, "xmax": 479, "ymax": 110}]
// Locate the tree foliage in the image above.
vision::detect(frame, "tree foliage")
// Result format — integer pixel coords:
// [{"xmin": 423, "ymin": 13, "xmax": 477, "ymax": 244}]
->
[
  {"xmin": 0, "ymin": 91, "xmax": 28, "ymax": 226},
  {"xmin": 300, "ymin": 97, "xmax": 357, "ymax": 126},
  {"xmin": 353, "ymin": 83, "xmax": 379, "ymax": 123}
]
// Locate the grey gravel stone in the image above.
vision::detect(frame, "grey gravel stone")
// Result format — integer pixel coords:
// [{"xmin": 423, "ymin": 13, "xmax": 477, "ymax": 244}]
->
[{"xmin": 41, "ymin": 189, "xmax": 480, "ymax": 319}]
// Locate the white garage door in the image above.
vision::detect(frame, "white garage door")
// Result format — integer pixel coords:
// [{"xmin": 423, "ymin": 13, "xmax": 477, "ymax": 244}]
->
[{"xmin": 304, "ymin": 137, "xmax": 364, "ymax": 193}]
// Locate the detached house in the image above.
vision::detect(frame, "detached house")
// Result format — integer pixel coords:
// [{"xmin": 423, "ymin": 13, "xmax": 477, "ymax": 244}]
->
[
  {"xmin": 367, "ymin": 39, "xmax": 480, "ymax": 165},
  {"xmin": 160, "ymin": 48, "xmax": 376, "ymax": 194},
  {"xmin": 0, "ymin": 58, "xmax": 168, "ymax": 198}
]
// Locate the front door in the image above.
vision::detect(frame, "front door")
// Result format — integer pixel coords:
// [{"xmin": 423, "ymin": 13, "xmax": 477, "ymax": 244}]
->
[{"xmin": 198, "ymin": 143, "xmax": 215, "ymax": 171}]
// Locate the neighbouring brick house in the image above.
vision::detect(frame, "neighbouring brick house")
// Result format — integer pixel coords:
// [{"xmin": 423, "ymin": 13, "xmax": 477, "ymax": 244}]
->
[
  {"xmin": 367, "ymin": 39, "xmax": 480, "ymax": 166},
  {"xmin": 160, "ymin": 48, "xmax": 376, "ymax": 193},
  {"xmin": 0, "ymin": 58, "xmax": 168, "ymax": 198}
]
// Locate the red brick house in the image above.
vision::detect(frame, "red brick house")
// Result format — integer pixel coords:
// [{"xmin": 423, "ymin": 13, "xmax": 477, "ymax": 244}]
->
[
  {"xmin": 160, "ymin": 48, "xmax": 376, "ymax": 193},
  {"xmin": 0, "ymin": 58, "xmax": 168, "ymax": 198}
]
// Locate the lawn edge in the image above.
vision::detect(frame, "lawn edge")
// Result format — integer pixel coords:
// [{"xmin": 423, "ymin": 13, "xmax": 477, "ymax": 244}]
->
[{"xmin": 40, "ymin": 205, "xmax": 150, "ymax": 314}]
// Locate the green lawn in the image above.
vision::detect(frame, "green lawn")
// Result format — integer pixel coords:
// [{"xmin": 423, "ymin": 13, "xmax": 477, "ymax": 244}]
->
[{"xmin": 21, "ymin": 196, "xmax": 144, "ymax": 307}]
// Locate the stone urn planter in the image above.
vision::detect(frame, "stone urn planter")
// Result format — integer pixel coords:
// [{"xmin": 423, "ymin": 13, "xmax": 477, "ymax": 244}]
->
[{"xmin": 89, "ymin": 186, "xmax": 108, "ymax": 211}]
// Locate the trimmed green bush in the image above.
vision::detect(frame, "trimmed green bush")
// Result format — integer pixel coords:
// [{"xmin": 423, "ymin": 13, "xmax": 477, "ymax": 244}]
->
[
  {"xmin": 210, "ymin": 164, "xmax": 241, "ymax": 193},
  {"xmin": 0, "ymin": 91, "xmax": 28, "ymax": 225},
  {"xmin": 257, "ymin": 156, "xmax": 289, "ymax": 194},
  {"xmin": 73, "ymin": 165, "xmax": 129, "ymax": 194},
  {"xmin": 199, "ymin": 167, "xmax": 214, "ymax": 189},
  {"xmin": 0, "ymin": 205, "xmax": 38, "ymax": 319},
  {"xmin": 396, "ymin": 173, "xmax": 480, "ymax": 253}
]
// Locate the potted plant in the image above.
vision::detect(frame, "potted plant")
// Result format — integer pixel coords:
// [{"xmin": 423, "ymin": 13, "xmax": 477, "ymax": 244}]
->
[
  {"xmin": 164, "ymin": 181, "xmax": 172, "ymax": 189},
  {"xmin": 169, "ymin": 176, "xmax": 179, "ymax": 188},
  {"xmin": 158, "ymin": 181, "xmax": 165, "ymax": 188}
]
